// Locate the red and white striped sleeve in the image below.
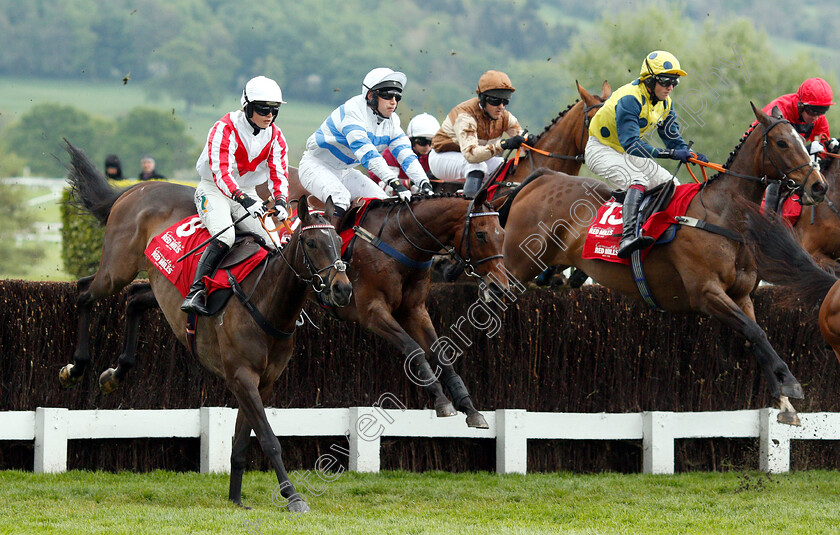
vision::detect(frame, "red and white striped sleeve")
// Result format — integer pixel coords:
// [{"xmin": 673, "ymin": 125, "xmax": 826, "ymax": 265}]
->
[
  {"xmin": 267, "ymin": 126, "xmax": 289, "ymax": 203},
  {"xmin": 207, "ymin": 118, "xmax": 241, "ymax": 198}
]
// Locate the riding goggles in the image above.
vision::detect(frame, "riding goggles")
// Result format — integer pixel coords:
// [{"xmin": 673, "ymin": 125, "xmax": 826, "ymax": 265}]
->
[
  {"xmin": 802, "ymin": 105, "xmax": 830, "ymax": 116},
  {"xmin": 485, "ymin": 96, "xmax": 510, "ymax": 107},
  {"xmin": 411, "ymin": 137, "xmax": 432, "ymax": 147},
  {"xmin": 252, "ymin": 102, "xmax": 280, "ymax": 116},
  {"xmin": 653, "ymin": 75, "xmax": 680, "ymax": 87},
  {"xmin": 376, "ymin": 90, "xmax": 402, "ymax": 102}
]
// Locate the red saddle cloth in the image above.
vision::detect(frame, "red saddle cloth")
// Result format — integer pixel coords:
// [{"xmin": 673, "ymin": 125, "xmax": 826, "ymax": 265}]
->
[
  {"xmin": 144, "ymin": 215, "xmax": 270, "ymax": 298},
  {"xmin": 338, "ymin": 198, "xmax": 378, "ymax": 256},
  {"xmin": 759, "ymin": 194, "xmax": 803, "ymax": 226},
  {"xmin": 486, "ymin": 160, "xmax": 516, "ymax": 201},
  {"xmin": 582, "ymin": 183, "xmax": 703, "ymax": 265}
]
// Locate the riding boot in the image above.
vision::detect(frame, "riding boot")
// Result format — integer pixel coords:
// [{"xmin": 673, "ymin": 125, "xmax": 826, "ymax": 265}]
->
[
  {"xmin": 763, "ymin": 182, "xmax": 782, "ymax": 215},
  {"xmin": 462, "ymin": 170, "xmax": 484, "ymax": 198},
  {"xmin": 180, "ymin": 238, "xmax": 229, "ymax": 315},
  {"xmin": 616, "ymin": 186, "xmax": 655, "ymax": 259}
]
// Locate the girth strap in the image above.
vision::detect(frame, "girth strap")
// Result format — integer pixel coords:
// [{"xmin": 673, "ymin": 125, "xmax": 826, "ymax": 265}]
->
[
  {"xmin": 353, "ymin": 225, "xmax": 433, "ymax": 270},
  {"xmin": 227, "ymin": 269, "xmax": 295, "ymax": 340}
]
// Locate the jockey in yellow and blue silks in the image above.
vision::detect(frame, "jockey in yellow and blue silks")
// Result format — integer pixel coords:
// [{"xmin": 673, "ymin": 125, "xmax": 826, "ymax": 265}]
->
[{"xmin": 586, "ymin": 50, "xmax": 708, "ymax": 259}]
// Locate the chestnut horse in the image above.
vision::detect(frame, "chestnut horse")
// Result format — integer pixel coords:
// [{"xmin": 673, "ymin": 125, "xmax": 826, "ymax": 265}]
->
[
  {"xmin": 284, "ymin": 174, "xmax": 510, "ymax": 428},
  {"xmin": 58, "ymin": 142, "xmax": 352, "ymax": 512},
  {"xmin": 745, "ymin": 205, "xmax": 840, "ymax": 362},
  {"xmin": 498, "ymin": 105, "xmax": 828, "ymax": 424},
  {"xmin": 790, "ymin": 148, "xmax": 840, "ymax": 272}
]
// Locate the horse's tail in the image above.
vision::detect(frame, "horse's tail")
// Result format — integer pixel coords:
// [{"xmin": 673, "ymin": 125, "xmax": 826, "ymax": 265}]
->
[
  {"xmin": 63, "ymin": 139, "xmax": 131, "ymax": 226},
  {"xmin": 744, "ymin": 205, "xmax": 838, "ymax": 312},
  {"xmin": 497, "ymin": 168, "xmax": 551, "ymax": 227}
]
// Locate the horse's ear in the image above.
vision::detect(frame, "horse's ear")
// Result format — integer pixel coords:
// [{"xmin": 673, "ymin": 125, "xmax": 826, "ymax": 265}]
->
[
  {"xmin": 751, "ymin": 101, "xmax": 772, "ymax": 127},
  {"xmin": 298, "ymin": 195, "xmax": 309, "ymax": 222},
  {"xmin": 601, "ymin": 80, "xmax": 611, "ymax": 99},
  {"xmin": 324, "ymin": 196, "xmax": 335, "ymax": 220},
  {"xmin": 473, "ymin": 187, "xmax": 488, "ymax": 206},
  {"xmin": 771, "ymin": 105, "xmax": 784, "ymax": 120},
  {"xmin": 576, "ymin": 80, "xmax": 595, "ymax": 104}
]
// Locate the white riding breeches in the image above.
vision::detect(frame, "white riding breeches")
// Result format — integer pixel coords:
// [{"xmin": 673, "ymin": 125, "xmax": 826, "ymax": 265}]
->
[
  {"xmin": 194, "ymin": 182, "xmax": 274, "ymax": 248},
  {"xmin": 585, "ymin": 136, "xmax": 679, "ymax": 190},
  {"xmin": 428, "ymin": 150, "xmax": 504, "ymax": 182},
  {"xmin": 298, "ymin": 151, "xmax": 387, "ymax": 211}
]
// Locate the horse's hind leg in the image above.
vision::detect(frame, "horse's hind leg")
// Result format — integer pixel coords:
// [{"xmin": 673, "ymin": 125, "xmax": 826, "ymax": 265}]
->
[
  {"xmin": 99, "ymin": 282, "xmax": 158, "ymax": 394},
  {"xmin": 402, "ymin": 307, "xmax": 489, "ymax": 429},
  {"xmin": 59, "ymin": 275, "xmax": 96, "ymax": 388}
]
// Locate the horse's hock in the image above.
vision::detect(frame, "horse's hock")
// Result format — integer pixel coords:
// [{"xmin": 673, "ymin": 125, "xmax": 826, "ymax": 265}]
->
[{"xmin": 1, "ymin": 280, "xmax": 838, "ymax": 473}]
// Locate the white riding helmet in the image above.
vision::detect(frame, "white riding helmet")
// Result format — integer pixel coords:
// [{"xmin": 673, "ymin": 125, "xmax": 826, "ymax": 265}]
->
[
  {"xmin": 406, "ymin": 113, "xmax": 441, "ymax": 139},
  {"xmin": 241, "ymin": 76, "xmax": 286, "ymax": 107},
  {"xmin": 361, "ymin": 67, "xmax": 407, "ymax": 97}
]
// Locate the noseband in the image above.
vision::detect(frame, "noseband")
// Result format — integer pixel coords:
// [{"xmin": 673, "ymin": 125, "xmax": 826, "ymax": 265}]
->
[
  {"xmin": 760, "ymin": 118, "xmax": 820, "ymax": 197},
  {"xmin": 275, "ymin": 221, "xmax": 347, "ymax": 293}
]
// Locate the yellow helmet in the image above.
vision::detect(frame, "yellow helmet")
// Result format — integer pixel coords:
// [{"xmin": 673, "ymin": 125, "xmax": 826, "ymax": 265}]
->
[{"xmin": 639, "ymin": 51, "xmax": 688, "ymax": 80}]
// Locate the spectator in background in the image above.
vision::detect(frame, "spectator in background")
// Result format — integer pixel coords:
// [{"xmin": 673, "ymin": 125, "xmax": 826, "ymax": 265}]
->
[
  {"xmin": 104, "ymin": 154, "xmax": 123, "ymax": 180},
  {"xmin": 138, "ymin": 155, "xmax": 165, "ymax": 180},
  {"xmin": 369, "ymin": 112, "xmax": 440, "ymax": 192}
]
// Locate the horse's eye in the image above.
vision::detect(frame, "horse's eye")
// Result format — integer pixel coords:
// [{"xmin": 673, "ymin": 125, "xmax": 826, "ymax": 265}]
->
[
  {"xmin": 777, "ymin": 140, "xmax": 788, "ymax": 149},
  {"xmin": 305, "ymin": 239, "xmax": 316, "ymax": 248},
  {"xmin": 475, "ymin": 231, "xmax": 487, "ymax": 243}
]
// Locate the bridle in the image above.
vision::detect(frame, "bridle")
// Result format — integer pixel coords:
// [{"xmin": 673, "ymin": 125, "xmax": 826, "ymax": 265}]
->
[
  {"xmin": 516, "ymin": 100, "xmax": 605, "ymax": 168},
  {"xmin": 398, "ymin": 198, "xmax": 503, "ymax": 279},
  {"xmin": 758, "ymin": 118, "xmax": 820, "ymax": 197},
  {"xmin": 275, "ymin": 221, "xmax": 347, "ymax": 293}
]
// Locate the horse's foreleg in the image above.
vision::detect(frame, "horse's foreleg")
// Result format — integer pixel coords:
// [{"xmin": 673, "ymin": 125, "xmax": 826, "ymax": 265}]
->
[
  {"xmin": 228, "ymin": 410, "xmax": 253, "ymax": 507},
  {"xmin": 60, "ymin": 275, "xmax": 97, "ymax": 388},
  {"xmin": 99, "ymin": 283, "xmax": 158, "ymax": 394},
  {"xmin": 697, "ymin": 285, "xmax": 802, "ymax": 425},
  {"xmin": 361, "ymin": 306, "xmax": 453, "ymax": 416},
  {"xmin": 401, "ymin": 307, "xmax": 488, "ymax": 429},
  {"xmin": 227, "ymin": 366, "xmax": 309, "ymax": 513}
]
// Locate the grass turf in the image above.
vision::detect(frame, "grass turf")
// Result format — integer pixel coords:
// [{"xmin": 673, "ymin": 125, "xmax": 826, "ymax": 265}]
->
[{"xmin": 0, "ymin": 469, "xmax": 838, "ymax": 534}]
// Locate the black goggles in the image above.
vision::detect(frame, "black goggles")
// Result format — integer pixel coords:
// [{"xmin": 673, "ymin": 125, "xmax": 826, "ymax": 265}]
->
[
  {"xmin": 411, "ymin": 137, "xmax": 432, "ymax": 146},
  {"xmin": 653, "ymin": 75, "xmax": 679, "ymax": 87},
  {"xmin": 803, "ymin": 105, "xmax": 830, "ymax": 116},
  {"xmin": 485, "ymin": 95, "xmax": 510, "ymax": 106},
  {"xmin": 376, "ymin": 90, "xmax": 402, "ymax": 102},
  {"xmin": 252, "ymin": 102, "xmax": 280, "ymax": 116}
]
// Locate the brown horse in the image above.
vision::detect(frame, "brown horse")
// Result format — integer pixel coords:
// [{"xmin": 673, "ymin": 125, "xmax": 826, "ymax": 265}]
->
[
  {"xmin": 58, "ymin": 142, "xmax": 353, "ymax": 512},
  {"xmin": 284, "ymin": 173, "xmax": 510, "ymax": 428},
  {"xmin": 498, "ymin": 104, "xmax": 828, "ymax": 425},
  {"xmin": 790, "ymin": 149, "xmax": 840, "ymax": 272},
  {"xmin": 744, "ymin": 205, "xmax": 840, "ymax": 362}
]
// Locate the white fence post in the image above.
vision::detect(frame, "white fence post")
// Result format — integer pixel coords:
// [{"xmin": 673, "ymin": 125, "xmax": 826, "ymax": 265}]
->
[
  {"xmin": 200, "ymin": 407, "xmax": 237, "ymax": 474},
  {"xmin": 348, "ymin": 407, "xmax": 381, "ymax": 473},
  {"xmin": 496, "ymin": 409, "xmax": 527, "ymax": 474},
  {"xmin": 34, "ymin": 407, "xmax": 68, "ymax": 474},
  {"xmin": 643, "ymin": 411, "xmax": 675, "ymax": 474},
  {"xmin": 759, "ymin": 408, "xmax": 790, "ymax": 473}
]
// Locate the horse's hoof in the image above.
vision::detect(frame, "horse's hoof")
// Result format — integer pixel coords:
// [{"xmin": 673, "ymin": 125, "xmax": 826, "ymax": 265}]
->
[
  {"xmin": 777, "ymin": 410, "xmax": 802, "ymax": 427},
  {"xmin": 287, "ymin": 499, "xmax": 310, "ymax": 513},
  {"xmin": 781, "ymin": 381, "xmax": 804, "ymax": 400},
  {"xmin": 435, "ymin": 401, "xmax": 457, "ymax": 418},
  {"xmin": 59, "ymin": 364, "xmax": 80, "ymax": 389},
  {"xmin": 466, "ymin": 412, "xmax": 489, "ymax": 429},
  {"xmin": 98, "ymin": 368, "xmax": 119, "ymax": 394}
]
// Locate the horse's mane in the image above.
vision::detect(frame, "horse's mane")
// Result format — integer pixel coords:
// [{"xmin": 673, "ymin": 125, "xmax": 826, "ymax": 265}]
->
[
  {"xmin": 706, "ymin": 124, "xmax": 755, "ymax": 184},
  {"xmin": 528, "ymin": 101, "xmax": 579, "ymax": 144}
]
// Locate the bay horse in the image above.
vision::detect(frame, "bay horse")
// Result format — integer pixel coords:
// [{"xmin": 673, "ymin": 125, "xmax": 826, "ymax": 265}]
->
[
  {"xmin": 283, "ymin": 174, "xmax": 510, "ymax": 429},
  {"xmin": 498, "ymin": 104, "xmax": 828, "ymax": 424},
  {"xmin": 744, "ymin": 205, "xmax": 840, "ymax": 362},
  {"xmin": 58, "ymin": 142, "xmax": 353, "ymax": 512}
]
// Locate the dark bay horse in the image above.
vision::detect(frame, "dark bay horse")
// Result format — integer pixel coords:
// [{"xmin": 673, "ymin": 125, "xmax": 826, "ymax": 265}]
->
[
  {"xmin": 284, "ymin": 174, "xmax": 510, "ymax": 429},
  {"xmin": 58, "ymin": 142, "xmax": 352, "ymax": 512},
  {"xmin": 745, "ymin": 206, "xmax": 840, "ymax": 363},
  {"xmin": 499, "ymin": 105, "xmax": 828, "ymax": 424}
]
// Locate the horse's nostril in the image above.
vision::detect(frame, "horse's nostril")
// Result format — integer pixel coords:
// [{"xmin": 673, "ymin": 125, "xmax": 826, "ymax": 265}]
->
[{"xmin": 812, "ymin": 182, "xmax": 826, "ymax": 195}]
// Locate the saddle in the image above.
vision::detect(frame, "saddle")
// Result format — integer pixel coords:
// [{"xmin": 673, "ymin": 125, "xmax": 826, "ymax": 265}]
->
[{"xmin": 611, "ymin": 181, "xmax": 676, "ymax": 226}]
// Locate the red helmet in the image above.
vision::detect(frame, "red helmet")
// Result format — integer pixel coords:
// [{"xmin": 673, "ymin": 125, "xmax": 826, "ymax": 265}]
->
[{"xmin": 797, "ymin": 78, "xmax": 835, "ymax": 106}]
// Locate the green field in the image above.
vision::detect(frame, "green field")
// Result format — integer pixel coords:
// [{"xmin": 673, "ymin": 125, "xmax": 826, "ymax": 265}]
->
[
  {"xmin": 0, "ymin": 469, "xmax": 837, "ymax": 534},
  {"xmin": 0, "ymin": 76, "xmax": 334, "ymax": 166}
]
